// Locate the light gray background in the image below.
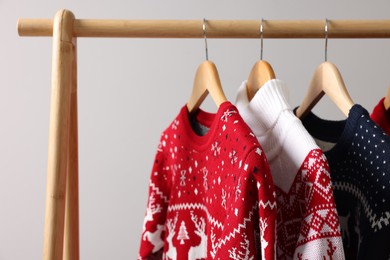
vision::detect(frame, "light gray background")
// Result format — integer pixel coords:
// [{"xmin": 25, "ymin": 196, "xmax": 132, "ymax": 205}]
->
[{"xmin": 1, "ymin": 0, "xmax": 390, "ymax": 259}]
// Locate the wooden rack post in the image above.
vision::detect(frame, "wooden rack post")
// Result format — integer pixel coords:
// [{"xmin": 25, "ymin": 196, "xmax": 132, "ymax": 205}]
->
[
  {"xmin": 42, "ymin": 9, "xmax": 78, "ymax": 260},
  {"xmin": 64, "ymin": 23, "xmax": 79, "ymax": 260},
  {"xmin": 17, "ymin": 9, "xmax": 390, "ymax": 260}
]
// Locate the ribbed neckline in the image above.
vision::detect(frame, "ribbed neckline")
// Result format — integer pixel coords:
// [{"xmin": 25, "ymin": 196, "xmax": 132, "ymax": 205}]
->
[
  {"xmin": 179, "ymin": 101, "xmax": 233, "ymax": 151},
  {"xmin": 235, "ymin": 79, "xmax": 291, "ymax": 136},
  {"xmin": 297, "ymin": 104, "xmax": 368, "ymax": 163},
  {"xmin": 235, "ymin": 79, "xmax": 295, "ymax": 159}
]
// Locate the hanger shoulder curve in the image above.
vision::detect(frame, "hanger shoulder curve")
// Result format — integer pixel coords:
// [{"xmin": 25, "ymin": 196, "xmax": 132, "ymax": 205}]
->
[
  {"xmin": 186, "ymin": 60, "xmax": 227, "ymax": 113},
  {"xmin": 384, "ymin": 86, "xmax": 390, "ymax": 110},
  {"xmin": 246, "ymin": 60, "xmax": 275, "ymax": 101},
  {"xmin": 296, "ymin": 61, "xmax": 354, "ymax": 119}
]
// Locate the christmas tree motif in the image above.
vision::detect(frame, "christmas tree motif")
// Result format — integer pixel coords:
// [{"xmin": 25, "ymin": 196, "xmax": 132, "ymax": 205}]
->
[
  {"xmin": 177, "ymin": 221, "xmax": 189, "ymax": 245},
  {"xmin": 228, "ymin": 233, "xmax": 254, "ymax": 260}
]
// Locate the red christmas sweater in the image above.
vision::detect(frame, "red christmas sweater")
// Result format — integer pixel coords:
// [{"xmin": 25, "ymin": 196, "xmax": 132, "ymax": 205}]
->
[
  {"xmin": 138, "ymin": 102, "xmax": 277, "ymax": 260},
  {"xmin": 371, "ymin": 97, "xmax": 390, "ymax": 135}
]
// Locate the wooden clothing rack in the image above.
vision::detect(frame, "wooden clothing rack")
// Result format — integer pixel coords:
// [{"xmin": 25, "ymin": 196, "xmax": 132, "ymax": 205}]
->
[{"xmin": 17, "ymin": 9, "xmax": 390, "ymax": 260}]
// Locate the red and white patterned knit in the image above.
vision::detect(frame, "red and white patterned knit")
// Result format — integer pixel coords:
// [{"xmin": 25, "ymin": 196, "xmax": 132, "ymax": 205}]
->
[
  {"xmin": 138, "ymin": 102, "xmax": 277, "ymax": 260},
  {"xmin": 236, "ymin": 79, "xmax": 345, "ymax": 259}
]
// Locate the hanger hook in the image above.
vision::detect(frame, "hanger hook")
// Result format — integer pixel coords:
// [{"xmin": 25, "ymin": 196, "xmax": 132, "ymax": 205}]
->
[
  {"xmin": 325, "ymin": 18, "xmax": 328, "ymax": 62},
  {"xmin": 260, "ymin": 18, "xmax": 264, "ymax": 60},
  {"xmin": 203, "ymin": 18, "xmax": 209, "ymax": 61}
]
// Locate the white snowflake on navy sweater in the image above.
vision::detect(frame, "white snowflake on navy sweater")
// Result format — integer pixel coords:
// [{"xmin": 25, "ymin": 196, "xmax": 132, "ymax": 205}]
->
[
  {"xmin": 301, "ymin": 104, "xmax": 390, "ymax": 260},
  {"xmin": 138, "ymin": 102, "xmax": 277, "ymax": 260}
]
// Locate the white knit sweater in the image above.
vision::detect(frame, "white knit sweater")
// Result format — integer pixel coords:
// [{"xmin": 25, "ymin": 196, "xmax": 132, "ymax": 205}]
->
[{"xmin": 236, "ymin": 79, "xmax": 345, "ymax": 260}]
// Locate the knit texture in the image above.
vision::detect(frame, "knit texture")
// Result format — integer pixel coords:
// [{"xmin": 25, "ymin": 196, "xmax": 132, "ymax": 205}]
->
[
  {"xmin": 371, "ymin": 97, "xmax": 390, "ymax": 135},
  {"xmin": 235, "ymin": 79, "xmax": 344, "ymax": 260},
  {"xmin": 298, "ymin": 104, "xmax": 390, "ymax": 260},
  {"xmin": 138, "ymin": 102, "xmax": 277, "ymax": 260}
]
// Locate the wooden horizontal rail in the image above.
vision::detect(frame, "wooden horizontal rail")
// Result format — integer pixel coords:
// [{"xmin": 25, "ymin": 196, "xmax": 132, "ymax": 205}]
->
[{"xmin": 17, "ymin": 19, "xmax": 390, "ymax": 38}]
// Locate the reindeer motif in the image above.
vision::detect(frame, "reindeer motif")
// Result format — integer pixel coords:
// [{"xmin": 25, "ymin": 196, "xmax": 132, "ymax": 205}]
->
[
  {"xmin": 165, "ymin": 214, "xmax": 178, "ymax": 260},
  {"xmin": 142, "ymin": 192, "xmax": 162, "ymax": 231},
  {"xmin": 188, "ymin": 211, "xmax": 207, "ymax": 260},
  {"xmin": 259, "ymin": 218, "xmax": 269, "ymax": 258},
  {"xmin": 143, "ymin": 224, "xmax": 164, "ymax": 253},
  {"xmin": 210, "ymin": 228, "xmax": 219, "ymax": 258},
  {"xmin": 228, "ymin": 233, "xmax": 254, "ymax": 260}
]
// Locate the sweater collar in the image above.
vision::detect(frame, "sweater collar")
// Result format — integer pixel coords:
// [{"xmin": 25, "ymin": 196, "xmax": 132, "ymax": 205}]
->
[
  {"xmin": 235, "ymin": 79, "xmax": 291, "ymax": 137},
  {"xmin": 298, "ymin": 104, "xmax": 368, "ymax": 163},
  {"xmin": 179, "ymin": 101, "xmax": 233, "ymax": 151}
]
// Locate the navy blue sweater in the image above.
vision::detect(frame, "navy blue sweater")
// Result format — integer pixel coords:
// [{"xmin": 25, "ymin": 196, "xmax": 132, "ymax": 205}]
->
[{"xmin": 298, "ymin": 105, "xmax": 390, "ymax": 260}]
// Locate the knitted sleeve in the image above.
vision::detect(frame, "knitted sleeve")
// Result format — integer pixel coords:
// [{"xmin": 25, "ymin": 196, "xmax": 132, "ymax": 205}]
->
[
  {"xmin": 247, "ymin": 147, "xmax": 277, "ymax": 260},
  {"xmin": 293, "ymin": 149, "xmax": 345, "ymax": 259},
  {"xmin": 138, "ymin": 136, "xmax": 171, "ymax": 259}
]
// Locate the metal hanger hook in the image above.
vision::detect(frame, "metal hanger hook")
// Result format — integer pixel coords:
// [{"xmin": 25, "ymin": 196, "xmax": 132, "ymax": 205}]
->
[
  {"xmin": 203, "ymin": 18, "xmax": 209, "ymax": 61},
  {"xmin": 325, "ymin": 18, "xmax": 328, "ymax": 62},
  {"xmin": 260, "ymin": 18, "xmax": 264, "ymax": 60}
]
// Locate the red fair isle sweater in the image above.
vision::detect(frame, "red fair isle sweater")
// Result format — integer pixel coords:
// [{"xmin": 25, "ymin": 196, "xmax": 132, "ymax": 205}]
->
[{"xmin": 138, "ymin": 102, "xmax": 277, "ymax": 260}]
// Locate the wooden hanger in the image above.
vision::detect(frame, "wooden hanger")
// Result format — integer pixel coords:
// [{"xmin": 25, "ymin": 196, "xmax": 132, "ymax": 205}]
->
[
  {"xmin": 186, "ymin": 60, "xmax": 227, "ymax": 113},
  {"xmin": 246, "ymin": 18, "xmax": 276, "ymax": 101},
  {"xmin": 246, "ymin": 60, "xmax": 275, "ymax": 101},
  {"xmin": 296, "ymin": 19, "xmax": 354, "ymax": 119},
  {"xmin": 186, "ymin": 18, "xmax": 227, "ymax": 113},
  {"xmin": 296, "ymin": 61, "xmax": 354, "ymax": 119},
  {"xmin": 384, "ymin": 86, "xmax": 390, "ymax": 110}
]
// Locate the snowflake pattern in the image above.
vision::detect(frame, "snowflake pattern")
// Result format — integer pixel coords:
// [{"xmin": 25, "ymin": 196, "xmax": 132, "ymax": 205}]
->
[
  {"xmin": 171, "ymin": 119, "xmax": 179, "ymax": 130},
  {"xmin": 139, "ymin": 103, "xmax": 276, "ymax": 260},
  {"xmin": 221, "ymin": 109, "xmax": 238, "ymax": 122},
  {"xmin": 235, "ymin": 181, "xmax": 242, "ymax": 202},
  {"xmin": 180, "ymin": 170, "xmax": 186, "ymax": 186},
  {"xmin": 202, "ymin": 167, "xmax": 208, "ymax": 191},
  {"xmin": 221, "ymin": 188, "xmax": 227, "ymax": 209},
  {"xmin": 211, "ymin": 141, "xmax": 221, "ymax": 157},
  {"xmin": 229, "ymin": 149, "xmax": 238, "ymax": 165},
  {"xmin": 171, "ymin": 164, "xmax": 178, "ymax": 183}
]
